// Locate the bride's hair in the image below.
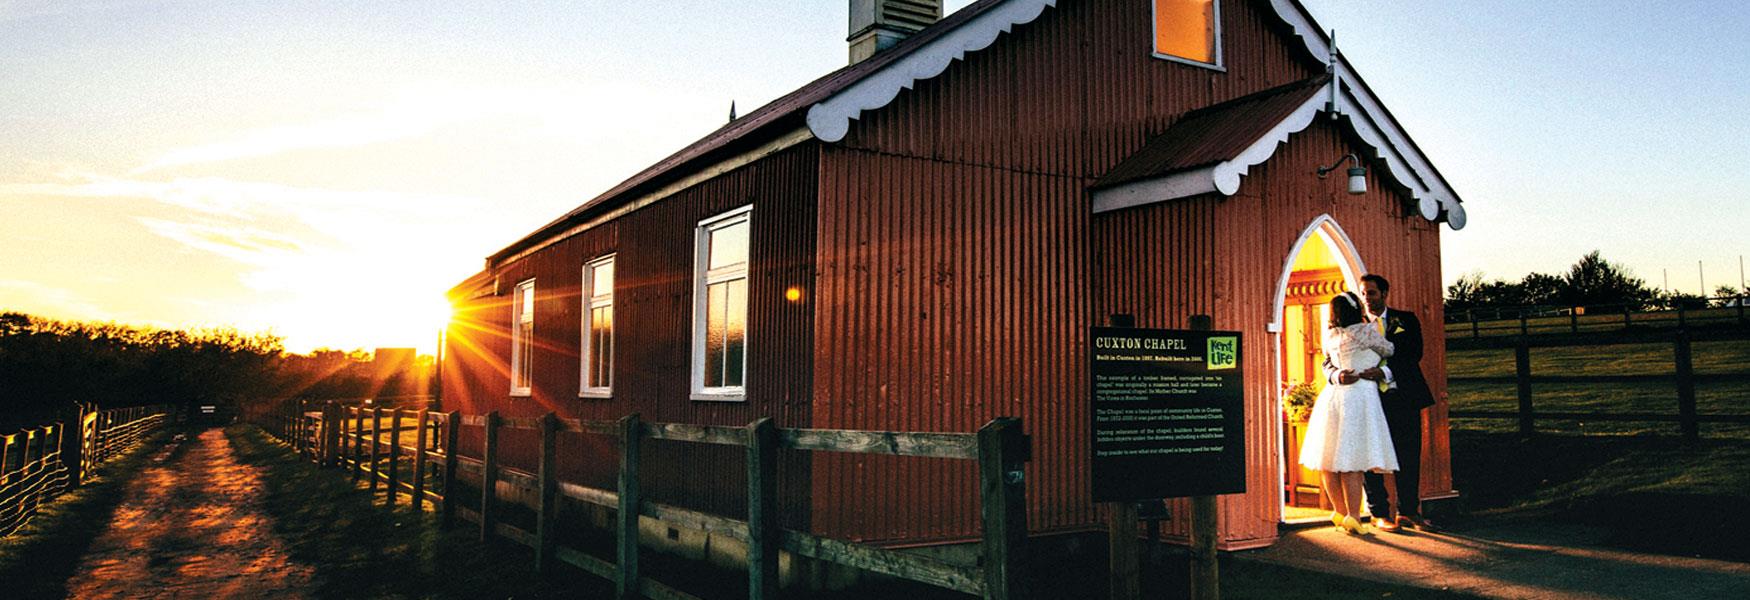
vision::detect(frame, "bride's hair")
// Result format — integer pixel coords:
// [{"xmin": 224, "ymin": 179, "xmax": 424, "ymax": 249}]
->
[{"xmin": 1329, "ymin": 291, "xmax": 1366, "ymax": 329}]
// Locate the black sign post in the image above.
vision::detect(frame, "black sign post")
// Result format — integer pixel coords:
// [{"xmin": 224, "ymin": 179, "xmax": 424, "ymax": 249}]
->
[{"xmin": 1088, "ymin": 326, "xmax": 1245, "ymax": 501}]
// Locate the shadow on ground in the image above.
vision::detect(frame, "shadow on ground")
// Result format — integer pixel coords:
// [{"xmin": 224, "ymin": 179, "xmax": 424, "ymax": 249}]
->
[
  {"xmin": 226, "ymin": 425, "xmax": 612, "ymax": 599},
  {"xmin": 0, "ymin": 428, "xmax": 174, "ymax": 598}
]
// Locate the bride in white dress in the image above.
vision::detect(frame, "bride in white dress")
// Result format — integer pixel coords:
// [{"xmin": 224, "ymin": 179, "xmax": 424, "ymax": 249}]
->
[{"xmin": 1299, "ymin": 291, "xmax": 1399, "ymax": 535}]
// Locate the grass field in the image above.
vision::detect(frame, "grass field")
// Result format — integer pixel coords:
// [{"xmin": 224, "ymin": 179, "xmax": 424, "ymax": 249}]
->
[
  {"xmin": 1446, "ymin": 339, "xmax": 1750, "ymax": 437},
  {"xmin": 1446, "ymin": 336, "xmax": 1750, "ymax": 562}
]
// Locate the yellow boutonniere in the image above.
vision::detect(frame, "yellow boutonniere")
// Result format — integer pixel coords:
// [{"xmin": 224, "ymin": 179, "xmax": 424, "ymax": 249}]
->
[{"xmin": 1393, "ymin": 325, "xmax": 1405, "ymax": 334}]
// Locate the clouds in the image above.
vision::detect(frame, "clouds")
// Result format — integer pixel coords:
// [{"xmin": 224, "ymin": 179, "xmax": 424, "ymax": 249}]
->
[
  {"xmin": 1, "ymin": 172, "xmax": 502, "ymax": 351},
  {"xmin": 129, "ymin": 83, "xmax": 713, "ymax": 176},
  {"xmin": 0, "ymin": 279, "xmax": 117, "ymax": 322}
]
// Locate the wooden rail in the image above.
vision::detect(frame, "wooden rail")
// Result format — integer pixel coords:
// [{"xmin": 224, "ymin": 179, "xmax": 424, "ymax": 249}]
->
[
  {"xmin": 1448, "ymin": 331, "xmax": 1750, "ymax": 442},
  {"xmin": 263, "ymin": 404, "xmax": 1029, "ymax": 600},
  {"xmin": 1446, "ymin": 295, "xmax": 1748, "ymax": 340},
  {"xmin": 2, "ymin": 404, "xmax": 170, "ymax": 537}
]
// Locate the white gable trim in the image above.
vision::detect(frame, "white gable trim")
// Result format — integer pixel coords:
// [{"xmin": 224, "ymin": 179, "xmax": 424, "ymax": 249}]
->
[
  {"xmin": 805, "ymin": 0, "xmax": 1057, "ymax": 143},
  {"xmin": 806, "ymin": 0, "xmax": 1464, "ymax": 228},
  {"xmin": 1090, "ymin": 167, "xmax": 1222, "ymax": 213},
  {"xmin": 1090, "ymin": 79, "xmax": 1466, "ymax": 230},
  {"xmin": 1267, "ymin": 0, "xmax": 1464, "ymax": 227},
  {"xmin": 1091, "ymin": 87, "xmax": 1325, "ymax": 215}
]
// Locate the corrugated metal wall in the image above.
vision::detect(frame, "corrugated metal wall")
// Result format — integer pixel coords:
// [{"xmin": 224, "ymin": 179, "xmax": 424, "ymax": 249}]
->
[
  {"xmin": 442, "ymin": 143, "xmax": 820, "ymax": 526},
  {"xmin": 811, "ymin": 0, "xmax": 1343, "ymax": 544},
  {"xmin": 1092, "ymin": 118, "xmax": 1448, "ymax": 548},
  {"xmin": 814, "ymin": 147, "xmax": 1091, "ymax": 542}
]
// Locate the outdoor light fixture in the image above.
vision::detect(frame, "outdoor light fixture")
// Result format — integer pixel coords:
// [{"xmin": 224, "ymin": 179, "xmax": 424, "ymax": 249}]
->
[{"xmin": 1317, "ymin": 153, "xmax": 1367, "ymax": 195}]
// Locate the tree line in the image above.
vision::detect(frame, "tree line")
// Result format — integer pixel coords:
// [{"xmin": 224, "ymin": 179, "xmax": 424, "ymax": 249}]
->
[
  {"xmin": 1446, "ymin": 251, "xmax": 1744, "ymax": 314},
  {"xmin": 0, "ymin": 312, "xmax": 431, "ymax": 431}
]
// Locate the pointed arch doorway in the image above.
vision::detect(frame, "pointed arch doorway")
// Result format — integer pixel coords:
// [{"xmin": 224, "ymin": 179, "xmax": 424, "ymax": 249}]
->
[{"xmin": 1270, "ymin": 215, "xmax": 1366, "ymax": 523}]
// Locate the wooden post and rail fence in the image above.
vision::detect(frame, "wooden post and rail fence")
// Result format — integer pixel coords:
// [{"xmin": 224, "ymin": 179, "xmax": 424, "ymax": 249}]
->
[
  {"xmin": 1447, "ymin": 294, "xmax": 1748, "ymax": 339},
  {"xmin": 1447, "ymin": 328, "xmax": 1750, "ymax": 443},
  {"xmin": 263, "ymin": 401, "xmax": 1031, "ymax": 600},
  {"xmin": 1, "ymin": 404, "xmax": 172, "ymax": 537}
]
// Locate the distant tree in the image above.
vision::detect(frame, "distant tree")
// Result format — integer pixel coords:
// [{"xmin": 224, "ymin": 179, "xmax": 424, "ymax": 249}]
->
[
  {"xmin": 1560, "ymin": 251, "xmax": 1657, "ymax": 310},
  {"xmin": 1445, "ymin": 272, "xmax": 1486, "ymax": 312},
  {"xmin": 1445, "ymin": 252, "xmax": 1665, "ymax": 315},
  {"xmin": 1521, "ymin": 272, "xmax": 1567, "ymax": 306},
  {"xmin": 1663, "ymin": 292, "xmax": 1710, "ymax": 310},
  {"xmin": 0, "ymin": 313, "xmax": 439, "ymax": 430}
]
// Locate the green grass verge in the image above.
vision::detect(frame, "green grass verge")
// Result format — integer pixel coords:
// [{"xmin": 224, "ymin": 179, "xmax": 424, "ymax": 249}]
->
[
  {"xmin": 224, "ymin": 424, "xmax": 611, "ymax": 599},
  {"xmin": 0, "ymin": 429, "xmax": 172, "ymax": 599}
]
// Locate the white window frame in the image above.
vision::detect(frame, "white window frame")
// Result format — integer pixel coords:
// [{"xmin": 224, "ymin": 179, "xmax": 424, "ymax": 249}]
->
[
  {"xmin": 1151, "ymin": 0, "xmax": 1226, "ymax": 72},
  {"xmin": 690, "ymin": 205, "xmax": 752, "ymax": 401},
  {"xmin": 510, "ymin": 278, "xmax": 535, "ymax": 397},
  {"xmin": 579, "ymin": 254, "xmax": 615, "ymax": 398}
]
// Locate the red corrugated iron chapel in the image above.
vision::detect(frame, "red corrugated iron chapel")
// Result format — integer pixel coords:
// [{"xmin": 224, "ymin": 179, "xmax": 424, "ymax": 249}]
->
[{"xmin": 442, "ymin": 0, "xmax": 1467, "ymax": 551}]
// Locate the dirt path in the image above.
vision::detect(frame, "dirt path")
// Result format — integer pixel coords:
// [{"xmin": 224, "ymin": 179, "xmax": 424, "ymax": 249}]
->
[{"xmin": 64, "ymin": 429, "xmax": 317, "ymax": 599}]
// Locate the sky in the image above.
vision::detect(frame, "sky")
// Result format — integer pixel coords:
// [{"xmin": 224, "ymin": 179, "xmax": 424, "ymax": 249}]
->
[{"xmin": 2, "ymin": 0, "xmax": 1748, "ymax": 354}]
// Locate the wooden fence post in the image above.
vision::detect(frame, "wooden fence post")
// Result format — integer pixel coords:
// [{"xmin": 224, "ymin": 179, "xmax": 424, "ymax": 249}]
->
[
  {"xmin": 323, "ymin": 402, "xmax": 340, "ymax": 467},
  {"xmin": 21, "ymin": 430, "xmax": 35, "ymax": 477},
  {"xmin": 746, "ymin": 418, "xmax": 779, "ymax": 600},
  {"xmin": 1675, "ymin": 333, "xmax": 1698, "ymax": 443},
  {"xmin": 369, "ymin": 407, "xmax": 383, "ymax": 495},
  {"xmin": 536, "ymin": 412, "xmax": 559, "ymax": 574},
  {"xmin": 978, "ymin": 416, "xmax": 1027, "ymax": 600},
  {"xmin": 81, "ymin": 406, "xmax": 96, "ymax": 478},
  {"xmin": 481, "ymin": 411, "xmax": 501, "ymax": 543},
  {"xmin": 388, "ymin": 408, "xmax": 404, "ymax": 506},
  {"xmin": 1678, "ymin": 305, "xmax": 1687, "ymax": 328},
  {"xmin": 92, "ymin": 412, "xmax": 104, "ymax": 465},
  {"xmin": 412, "ymin": 409, "xmax": 430, "ymax": 510},
  {"xmin": 1569, "ymin": 308, "xmax": 1580, "ymax": 333},
  {"xmin": 1106, "ymin": 502, "xmax": 1139, "ymax": 600},
  {"xmin": 1188, "ymin": 315, "xmax": 1219, "ymax": 600},
  {"xmin": 1623, "ymin": 306, "xmax": 1632, "ymax": 329},
  {"xmin": 295, "ymin": 400, "xmax": 306, "ymax": 456},
  {"xmin": 2, "ymin": 432, "xmax": 12, "ymax": 486},
  {"xmin": 302, "ymin": 400, "xmax": 313, "ymax": 458},
  {"xmin": 1515, "ymin": 342, "xmax": 1535, "ymax": 436},
  {"xmin": 352, "ymin": 407, "xmax": 365, "ymax": 484},
  {"xmin": 62, "ymin": 404, "xmax": 86, "ymax": 487},
  {"xmin": 1519, "ymin": 310, "xmax": 1529, "ymax": 336},
  {"xmin": 616, "ymin": 413, "xmax": 643, "ymax": 600},
  {"xmin": 1469, "ymin": 310, "xmax": 1479, "ymax": 339},
  {"xmin": 441, "ymin": 411, "xmax": 460, "ymax": 529}
]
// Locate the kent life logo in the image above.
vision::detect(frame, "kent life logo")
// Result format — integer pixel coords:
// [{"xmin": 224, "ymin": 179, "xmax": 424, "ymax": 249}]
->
[{"xmin": 1206, "ymin": 336, "xmax": 1238, "ymax": 370}]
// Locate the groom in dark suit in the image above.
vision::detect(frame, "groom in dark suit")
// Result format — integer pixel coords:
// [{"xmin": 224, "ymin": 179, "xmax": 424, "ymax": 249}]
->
[{"xmin": 1340, "ymin": 273, "xmax": 1436, "ymax": 531}]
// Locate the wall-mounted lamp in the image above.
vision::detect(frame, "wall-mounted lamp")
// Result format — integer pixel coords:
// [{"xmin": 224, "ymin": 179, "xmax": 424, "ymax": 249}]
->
[{"xmin": 1316, "ymin": 153, "xmax": 1367, "ymax": 195}]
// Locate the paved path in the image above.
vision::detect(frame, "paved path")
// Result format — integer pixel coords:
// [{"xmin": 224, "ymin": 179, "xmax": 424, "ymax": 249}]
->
[
  {"xmin": 65, "ymin": 429, "xmax": 316, "ymax": 599},
  {"xmin": 1241, "ymin": 519, "xmax": 1750, "ymax": 599}
]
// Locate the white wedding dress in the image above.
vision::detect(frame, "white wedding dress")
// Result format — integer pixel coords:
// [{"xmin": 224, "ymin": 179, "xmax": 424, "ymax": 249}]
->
[{"xmin": 1298, "ymin": 322, "xmax": 1400, "ymax": 473}]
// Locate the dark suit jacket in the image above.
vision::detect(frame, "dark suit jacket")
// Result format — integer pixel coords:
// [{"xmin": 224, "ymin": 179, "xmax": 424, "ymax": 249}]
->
[{"xmin": 1380, "ymin": 307, "xmax": 1435, "ymax": 411}]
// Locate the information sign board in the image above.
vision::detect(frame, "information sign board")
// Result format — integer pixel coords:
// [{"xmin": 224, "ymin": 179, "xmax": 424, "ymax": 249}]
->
[{"xmin": 1089, "ymin": 327, "xmax": 1245, "ymax": 501}]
